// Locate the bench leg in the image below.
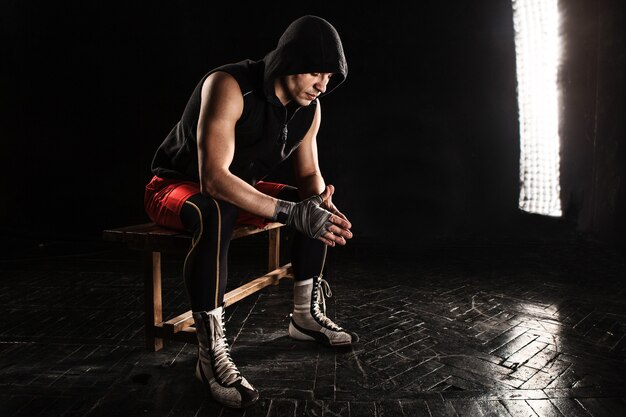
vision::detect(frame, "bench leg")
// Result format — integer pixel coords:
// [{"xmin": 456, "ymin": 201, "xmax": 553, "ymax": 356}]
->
[
  {"xmin": 268, "ymin": 227, "xmax": 280, "ymax": 272},
  {"xmin": 144, "ymin": 251, "xmax": 163, "ymax": 352}
]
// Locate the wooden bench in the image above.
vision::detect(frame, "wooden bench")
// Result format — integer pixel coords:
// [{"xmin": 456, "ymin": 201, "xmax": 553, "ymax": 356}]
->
[{"xmin": 103, "ymin": 222, "xmax": 293, "ymax": 351}]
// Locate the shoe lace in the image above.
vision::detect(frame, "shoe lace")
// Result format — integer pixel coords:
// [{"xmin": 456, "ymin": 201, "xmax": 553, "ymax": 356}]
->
[
  {"xmin": 210, "ymin": 311, "xmax": 241, "ymax": 386},
  {"xmin": 312, "ymin": 277, "xmax": 343, "ymax": 331}
]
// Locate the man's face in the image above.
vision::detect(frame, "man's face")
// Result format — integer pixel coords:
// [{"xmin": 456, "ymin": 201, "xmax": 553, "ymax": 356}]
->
[{"xmin": 281, "ymin": 73, "xmax": 333, "ymax": 106}]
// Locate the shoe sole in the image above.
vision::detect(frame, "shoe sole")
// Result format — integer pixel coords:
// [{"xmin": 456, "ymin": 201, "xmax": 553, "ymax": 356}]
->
[{"xmin": 288, "ymin": 320, "xmax": 352, "ymax": 347}]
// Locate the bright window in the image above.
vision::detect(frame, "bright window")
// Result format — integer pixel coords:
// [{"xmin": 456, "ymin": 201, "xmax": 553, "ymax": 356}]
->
[{"xmin": 512, "ymin": 0, "xmax": 562, "ymax": 216}]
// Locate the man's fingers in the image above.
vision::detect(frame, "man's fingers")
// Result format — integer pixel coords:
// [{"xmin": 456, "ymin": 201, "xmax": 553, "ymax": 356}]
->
[
  {"xmin": 321, "ymin": 231, "xmax": 346, "ymax": 246},
  {"xmin": 329, "ymin": 214, "xmax": 351, "ymax": 230},
  {"xmin": 332, "ymin": 208, "xmax": 349, "ymax": 221},
  {"xmin": 318, "ymin": 235, "xmax": 336, "ymax": 247},
  {"xmin": 317, "ymin": 220, "xmax": 352, "ymax": 246},
  {"xmin": 327, "ymin": 224, "xmax": 352, "ymax": 239}
]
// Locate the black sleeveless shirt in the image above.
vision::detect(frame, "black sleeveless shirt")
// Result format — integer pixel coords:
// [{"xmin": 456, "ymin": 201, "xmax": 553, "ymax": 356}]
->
[{"xmin": 151, "ymin": 60, "xmax": 316, "ymax": 185}]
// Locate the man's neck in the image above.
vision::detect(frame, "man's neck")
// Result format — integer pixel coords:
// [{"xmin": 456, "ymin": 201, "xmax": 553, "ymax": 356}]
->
[{"xmin": 274, "ymin": 78, "xmax": 291, "ymax": 106}]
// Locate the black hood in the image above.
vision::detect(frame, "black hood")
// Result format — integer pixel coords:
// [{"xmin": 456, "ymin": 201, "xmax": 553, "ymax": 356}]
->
[{"xmin": 262, "ymin": 15, "xmax": 348, "ymax": 103}]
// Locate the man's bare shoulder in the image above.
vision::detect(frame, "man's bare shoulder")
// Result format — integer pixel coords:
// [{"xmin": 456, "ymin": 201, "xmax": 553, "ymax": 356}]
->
[
  {"xmin": 200, "ymin": 71, "xmax": 243, "ymax": 118},
  {"xmin": 202, "ymin": 71, "xmax": 241, "ymax": 98}
]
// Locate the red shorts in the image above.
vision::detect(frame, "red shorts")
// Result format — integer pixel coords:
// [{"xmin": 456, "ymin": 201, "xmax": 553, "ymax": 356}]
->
[{"xmin": 144, "ymin": 176, "xmax": 286, "ymax": 231}]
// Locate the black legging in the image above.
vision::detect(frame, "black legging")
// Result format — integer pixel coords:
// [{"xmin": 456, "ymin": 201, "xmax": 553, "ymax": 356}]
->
[{"xmin": 179, "ymin": 186, "xmax": 327, "ymax": 312}]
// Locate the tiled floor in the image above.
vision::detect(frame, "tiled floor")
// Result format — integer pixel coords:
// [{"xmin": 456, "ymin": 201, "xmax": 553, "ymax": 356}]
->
[{"xmin": 1, "ymin": 230, "xmax": 625, "ymax": 416}]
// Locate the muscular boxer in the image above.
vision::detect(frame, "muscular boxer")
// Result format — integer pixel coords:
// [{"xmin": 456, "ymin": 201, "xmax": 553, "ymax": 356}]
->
[{"xmin": 144, "ymin": 15, "xmax": 356, "ymax": 408}]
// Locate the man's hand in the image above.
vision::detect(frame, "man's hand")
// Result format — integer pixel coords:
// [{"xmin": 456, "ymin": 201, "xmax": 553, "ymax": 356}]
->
[
  {"xmin": 273, "ymin": 185, "xmax": 353, "ymax": 246},
  {"xmin": 317, "ymin": 185, "xmax": 352, "ymax": 246}
]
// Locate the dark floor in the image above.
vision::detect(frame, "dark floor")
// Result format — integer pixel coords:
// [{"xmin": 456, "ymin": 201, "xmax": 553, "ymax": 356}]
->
[{"xmin": 1, "ymin": 227, "xmax": 626, "ymax": 417}]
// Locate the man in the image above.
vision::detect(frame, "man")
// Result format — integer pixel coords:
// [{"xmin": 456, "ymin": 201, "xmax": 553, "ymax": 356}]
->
[{"xmin": 144, "ymin": 15, "xmax": 355, "ymax": 408}]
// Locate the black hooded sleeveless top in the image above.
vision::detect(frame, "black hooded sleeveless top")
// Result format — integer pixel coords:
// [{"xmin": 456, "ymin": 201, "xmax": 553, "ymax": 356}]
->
[{"xmin": 150, "ymin": 15, "xmax": 348, "ymax": 186}]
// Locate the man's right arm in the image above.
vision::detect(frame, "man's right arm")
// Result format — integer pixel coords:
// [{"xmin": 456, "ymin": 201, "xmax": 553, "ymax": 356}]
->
[{"xmin": 196, "ymin": 71, "xmax": 278, "ymax": 219}]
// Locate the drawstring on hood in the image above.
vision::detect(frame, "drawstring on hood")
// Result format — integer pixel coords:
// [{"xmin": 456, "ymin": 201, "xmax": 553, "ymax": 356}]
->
[{"xmin": 263, "ymin": 15, "xmax": 348, "ymax": 105}]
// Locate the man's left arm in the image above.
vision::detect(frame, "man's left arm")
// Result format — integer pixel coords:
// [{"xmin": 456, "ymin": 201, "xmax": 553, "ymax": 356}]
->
[
  {"xmin": 292, "ymin": 101, "xmax": 349, "ymax": 222},
  {"xmin": 292, "ymin": 102, "xmax": 325, "ymax": 198}
]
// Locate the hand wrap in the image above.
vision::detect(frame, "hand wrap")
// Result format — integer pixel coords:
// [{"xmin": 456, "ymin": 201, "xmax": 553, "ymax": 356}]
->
[{"xmin": 273, "ymin": 194, "xmax": 333, "ymax": 239}]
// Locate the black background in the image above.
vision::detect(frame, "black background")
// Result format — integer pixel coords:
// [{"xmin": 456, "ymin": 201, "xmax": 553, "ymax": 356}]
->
[{"xmin": 2, "ymin": 1, "xmax": 624, "ymax": 250}]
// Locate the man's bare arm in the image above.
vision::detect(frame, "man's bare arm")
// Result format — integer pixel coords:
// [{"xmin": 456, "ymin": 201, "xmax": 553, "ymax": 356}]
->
[
  {"xmin": 292, "ymin": 101, "xmax": 326, "ymax": 199},
  {"xmin": 196, "ymin": 71, "xmax": 278, "ymax": 219}
]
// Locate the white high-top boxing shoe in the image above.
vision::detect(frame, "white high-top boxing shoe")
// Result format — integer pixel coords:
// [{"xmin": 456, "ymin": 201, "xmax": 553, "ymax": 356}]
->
[
  {"xmin": 288, "ymin": 276, "xmax": 357, "ymax": 347},
  {"xmin": 193, "ymin": 306, "xmax": 259, "ymax": 408}
]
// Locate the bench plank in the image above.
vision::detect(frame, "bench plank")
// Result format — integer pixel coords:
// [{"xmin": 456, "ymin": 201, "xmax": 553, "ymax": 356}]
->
[
  {"xmin": 103, "ymin": 222, "xmax": 285, "ymax": 252},
  {"xmin": 162, "ymin": 263, "xmax": 293, "ymax": 334}
]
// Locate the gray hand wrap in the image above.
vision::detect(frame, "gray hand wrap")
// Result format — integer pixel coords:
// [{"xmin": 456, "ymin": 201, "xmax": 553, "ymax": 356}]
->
[{"xmin": 273, "ymin": 194, "xmax": 333, "ymax": 239}]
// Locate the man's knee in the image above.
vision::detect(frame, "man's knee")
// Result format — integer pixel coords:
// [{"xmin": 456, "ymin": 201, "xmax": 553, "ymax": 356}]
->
[{"xmin": 182, "ymin": 194, "xmax": 238, "ymax": 231}]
